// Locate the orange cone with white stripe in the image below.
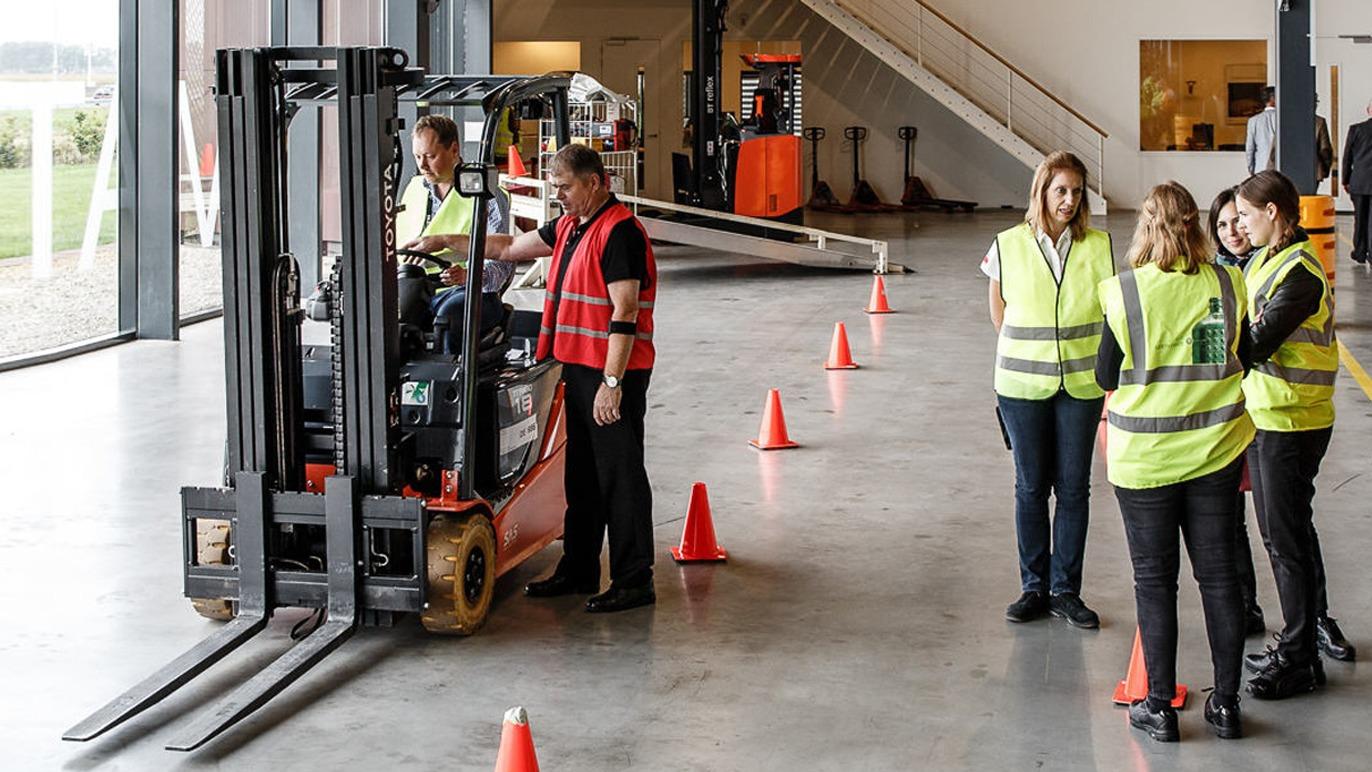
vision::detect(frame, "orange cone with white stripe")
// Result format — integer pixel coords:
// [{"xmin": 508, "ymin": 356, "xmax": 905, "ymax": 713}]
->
[{"xmin": 493, "ymin": 706, "xmax": 540, "ymax": 772}]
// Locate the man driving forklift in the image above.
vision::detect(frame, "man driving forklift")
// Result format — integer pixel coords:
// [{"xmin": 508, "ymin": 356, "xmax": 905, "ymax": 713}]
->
[
  {"xmin": 405, "ymin": 143, "xmax": 658, "ymax": 613},
  {"xmin": 397, "ymin": 114, "xmax": 512, "ymax": 353}
]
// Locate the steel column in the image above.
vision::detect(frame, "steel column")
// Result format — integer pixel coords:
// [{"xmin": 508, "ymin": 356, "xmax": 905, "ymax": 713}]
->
[
  {"xmin": 1276, "ymin": 0, "xmax": 1317, "ymax": 193},
  {"xmin": 135, "ymin": 0, "xmax": 180, "ymax": 339}
]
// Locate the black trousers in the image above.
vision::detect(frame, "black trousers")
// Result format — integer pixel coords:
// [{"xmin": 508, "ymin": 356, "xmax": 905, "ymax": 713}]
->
[
  {"xmin": 1248, "ymin": 427, "xmax": 1333, "ymax": 664},
  {"xmin": 1116, "ymin": 457, "xmax": 1245, "ymax": 705},
  {"xmin": 1233, "ymin": 490, "xmax": 1262, "ymax": 618},
  {"xmin": 554, "ymin": 363, "xmax": 654, "ymax": 588},
  {"xmin": 1353, "ymin": 194, "xmax": 1371, "ymax": 261}
]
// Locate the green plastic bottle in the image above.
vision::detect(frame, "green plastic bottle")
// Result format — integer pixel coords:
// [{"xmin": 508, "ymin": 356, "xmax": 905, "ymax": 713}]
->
[{"xmin": 1192, "ymin": 297, "xmax": 1226, "ymax": 365}]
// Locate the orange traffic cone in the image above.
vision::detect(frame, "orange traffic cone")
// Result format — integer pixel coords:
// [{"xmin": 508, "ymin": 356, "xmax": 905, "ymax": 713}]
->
[
  {"xmin": 508, "ymin": 145, "xmax": 528, "ymax": 177},
  {"xmin": 749, "ymin": 389, "xmax": 800, "ymax": 450},
  {"xmin": 823, "ymin": 322, "xmax": 859, "ymax": 370},
  {"xmin": 864, "ymin": 275, "xmax": 894, "ymax": 314},
  {"xmin": 199, "ymin": 143, "xmax": 216, "ymax": 178},
  {"xmin": 1112, "ymin": 627, "xmax": 1188, "ymax": 708},
  {"xmin": 494, "ymin": 706, "xmax": 540, "ymax": 772},
  {"xmin": 671, "ymin": 482, "xmax": 728, "ymax": 562}
]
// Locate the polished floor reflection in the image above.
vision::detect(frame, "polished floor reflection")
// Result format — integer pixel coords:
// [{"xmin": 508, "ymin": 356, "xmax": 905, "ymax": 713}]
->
[{"xmin": 2, "ymin": 210, "xmax": 1368, "ymax": 770}]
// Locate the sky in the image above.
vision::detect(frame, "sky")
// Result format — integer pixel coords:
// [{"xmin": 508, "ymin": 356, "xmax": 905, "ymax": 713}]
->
[{"xmin": 0, "ymin": 0, "xmax": 119, "ymax": 47}]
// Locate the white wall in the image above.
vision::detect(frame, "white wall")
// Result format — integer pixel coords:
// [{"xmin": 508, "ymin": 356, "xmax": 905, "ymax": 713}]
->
[{"xmin": 495, "ymin": 0, "xmax": 1372, "ymax": 210}]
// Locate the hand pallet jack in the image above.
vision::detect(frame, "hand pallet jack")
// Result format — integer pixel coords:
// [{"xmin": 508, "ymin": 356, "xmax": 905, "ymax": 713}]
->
[
  {"xmin": 803, "ymin": 126, "xmax": 844, "ymax": 211},
  {"xmin": 63, "ymin": 46, "xmax": 578, "ymax": 753},
  {"xmin": 897, "ymin": 126, "xmax": 976, "ymax": 213},
  {"xmin": 844, "ymin": 126, "xmax": 901, "ymax": 213}
]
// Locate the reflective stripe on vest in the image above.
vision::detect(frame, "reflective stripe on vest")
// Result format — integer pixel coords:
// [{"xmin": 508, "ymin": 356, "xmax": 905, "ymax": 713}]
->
[
  {"xmin": 1097, "ymin": 262, "xmax": 1255, "ymax": 489},
  {"xmin": 534, "ymin": 202, "xmax": 657, "ymax": 371},
  {"xmin": 993, "ymin": 223, "xmax": 1114, "ymax": 400},
  {"xmin": 1241, "ymin": 239, "xmax": 1337, "ymax": 431}
]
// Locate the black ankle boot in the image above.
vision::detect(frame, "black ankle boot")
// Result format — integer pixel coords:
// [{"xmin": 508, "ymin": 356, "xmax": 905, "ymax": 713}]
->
[{"xmin": 1247, "ymin": 652, "xmax": 1321, "ymax": 700}]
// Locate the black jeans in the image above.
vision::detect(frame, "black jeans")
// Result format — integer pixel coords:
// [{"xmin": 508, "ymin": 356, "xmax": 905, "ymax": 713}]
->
[
  {"xmin": 1116, "ymin": 457, "xmax": 1245, "ymax": 705},
  {"xmin": 1233, "ymin": 489, "xmax": 1263, "ymax": 619},
  {"xmin": 996, "ymin": 391, "xmax": 1104, "ymax": 595},
  {"xmin": 1248, "ymin": 427, "xmax": 1333, "ymax": 663},
  {"xmin": 555, "ymin": 363, "xmax": 654, "ymax": 589}
]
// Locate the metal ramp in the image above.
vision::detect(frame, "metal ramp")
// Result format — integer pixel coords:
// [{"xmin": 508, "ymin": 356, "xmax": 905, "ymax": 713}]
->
[{"xmin": 623, "ymin": 195, "xmax": 902, "ymax": 274}]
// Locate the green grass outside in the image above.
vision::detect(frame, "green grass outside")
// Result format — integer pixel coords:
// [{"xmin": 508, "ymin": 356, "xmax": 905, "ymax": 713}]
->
[{"xmin": 0, "ymin": 163, "xmax": 118, "ymax": 259}]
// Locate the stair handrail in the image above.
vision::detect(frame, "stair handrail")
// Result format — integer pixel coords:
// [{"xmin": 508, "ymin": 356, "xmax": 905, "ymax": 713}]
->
[
  {"xmin": 829, "ymin": 0, "xmax": 1109, "ymax": 202},
  {"xmin": 907, "ymin": 0, "xmax": 1107, "ymax": 139}
]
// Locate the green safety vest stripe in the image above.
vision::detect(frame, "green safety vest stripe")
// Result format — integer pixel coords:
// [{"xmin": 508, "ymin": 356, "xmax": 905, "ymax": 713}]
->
[
  {"xmin": 1000, "ymin": 321, "xmax": 1103, "ymax": 340},
  {"xmin": 1107, "ymin": 399, "xmax": 1248, "ymax": 434}
]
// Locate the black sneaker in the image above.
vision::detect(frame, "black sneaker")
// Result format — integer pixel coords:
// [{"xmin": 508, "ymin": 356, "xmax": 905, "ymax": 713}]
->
[
  {"xmin": 1245, "ymin": 635, "xmax": 1327, "ymax": 685},
  {"xmin": 1316, "ymin": 616, "xmax": 1357, "ymax": 661},
  {"xmin": 1247, "ymin": 652, "xmax": 1321, "ymax": 700},
  {"xmin": 1005, "ymin": 591, "xmax": 1048, "ymax": 623},
  {"xmin": 1128, "ymin": 700, "xmax": 1179, "ymax": 742},
  {"xmin": 1203, "ymin": 693, "xmax": 1243, "ymax": 739},
  {"xmin": 1049, "ymin": 593, "xmax": 1100, "ymax": 629}
]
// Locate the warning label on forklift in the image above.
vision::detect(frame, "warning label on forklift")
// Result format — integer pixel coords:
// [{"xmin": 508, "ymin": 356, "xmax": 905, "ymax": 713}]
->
[
  {"xmin": 500, "ymin": 416, "xmax": 539, "ymax": 455},
  {"xmin": 401, "ymin": 381, "xmax": 430, "ymax": 406}
]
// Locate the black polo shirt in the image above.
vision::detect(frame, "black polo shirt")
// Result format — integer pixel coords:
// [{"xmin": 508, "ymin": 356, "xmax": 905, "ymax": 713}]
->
[{"xmin": 537, "ymin": 195, "xmax": 650, "ymax": 287}]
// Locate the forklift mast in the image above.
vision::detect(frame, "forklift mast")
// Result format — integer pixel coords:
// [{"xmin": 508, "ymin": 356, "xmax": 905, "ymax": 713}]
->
[{"xmin": 690, "ymin": 0, "xmax": 729, "ymax": 210}]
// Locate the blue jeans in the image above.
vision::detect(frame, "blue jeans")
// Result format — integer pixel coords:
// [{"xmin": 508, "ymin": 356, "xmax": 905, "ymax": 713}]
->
[
  {"xmin": 997, "ymin": 391, "xmax": 1104, "ymax": 596},
  {"xmin": 430, "ymin": 289, "xmax": 505, "ymax": 355}
]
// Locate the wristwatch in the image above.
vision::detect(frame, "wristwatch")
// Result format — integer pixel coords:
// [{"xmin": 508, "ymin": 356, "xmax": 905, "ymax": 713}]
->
[{"xmin": 602, "ymin": 373, "xmax": 621, "ymax": 389}]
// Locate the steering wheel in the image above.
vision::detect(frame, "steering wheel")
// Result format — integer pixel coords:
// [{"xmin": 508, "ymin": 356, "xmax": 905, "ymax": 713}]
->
[{"xmin": 395, "ymin": 248, "xmax": 452, "ymax": 271}]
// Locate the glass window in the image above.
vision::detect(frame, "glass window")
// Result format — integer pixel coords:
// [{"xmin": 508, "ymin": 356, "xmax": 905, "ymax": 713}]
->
[
  {"xmin": 178, "ymin": 0, "xmax": 272, "ymax": 319},
  {"xmin": 0, "ymin": 3, "xmax": 122, "ymax": 360},
  {"xmin": 1140, "ymin": 40, "xmax": 1268, "ymax": 152}
]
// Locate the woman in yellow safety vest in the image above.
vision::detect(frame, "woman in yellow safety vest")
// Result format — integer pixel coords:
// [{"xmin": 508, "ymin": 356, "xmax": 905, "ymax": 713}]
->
[
  {"xmin": 1097, "ymin": 181, "xmax": 1253, "ymax": 743},
  {"xmin": 1233, "ymin": 170, "xmax": 1347, "ymax": 700},
  {"xmin": 983, "ymin": 151, "xmax": 1115, "ymax": 629}
]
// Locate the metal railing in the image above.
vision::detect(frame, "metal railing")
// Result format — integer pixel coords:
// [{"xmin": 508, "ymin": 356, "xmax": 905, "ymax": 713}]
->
[{"xmin": 834, "ymin": 0, "xmax": 1108, "ymax": 200}]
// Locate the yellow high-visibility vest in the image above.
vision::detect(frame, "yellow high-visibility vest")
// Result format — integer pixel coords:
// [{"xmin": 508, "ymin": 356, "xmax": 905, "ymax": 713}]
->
[
  {"xmin": 994, "ymin": 223, "xmax": 1114, "ymax": 399},
  {"xmin": 1242, "ymin": 238, "xmax": 1336, "ymax": 431},
  {"xmin": 1098, "ymin": 262, "xmax": 1255, "ymax": 489}
]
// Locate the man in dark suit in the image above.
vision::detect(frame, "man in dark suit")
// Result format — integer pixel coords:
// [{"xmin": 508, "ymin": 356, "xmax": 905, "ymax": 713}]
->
[{"xmin": 1343, "ymin": 100, "xmax": 1372, "ymax": 264}]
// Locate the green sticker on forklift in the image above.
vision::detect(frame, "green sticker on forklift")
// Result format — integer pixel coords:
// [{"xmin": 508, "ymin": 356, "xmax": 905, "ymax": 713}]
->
[{"xmin": 401, "ymin": 381, "xmax": 430, "ymax": 406}]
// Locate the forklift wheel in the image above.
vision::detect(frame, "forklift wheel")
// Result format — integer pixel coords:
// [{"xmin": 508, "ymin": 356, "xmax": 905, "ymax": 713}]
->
[
  {"xmin": 190, "ymin": 519, "xmax": 236, "ymax": 621},
  {"xmin": 422, "ymin": 513, "xmax": 497, "ymax": 636}
]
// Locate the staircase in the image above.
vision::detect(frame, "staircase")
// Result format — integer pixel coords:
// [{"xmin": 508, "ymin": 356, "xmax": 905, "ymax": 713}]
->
[{"xmin": 800, "ymin": 0, "xmax": 1109, "ymax": 214}]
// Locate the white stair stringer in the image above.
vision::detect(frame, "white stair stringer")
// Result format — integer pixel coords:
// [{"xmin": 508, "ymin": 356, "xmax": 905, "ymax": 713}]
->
[{"xmin": 800, "ymin": 0, "xmax": 1107, "ymax": 215}]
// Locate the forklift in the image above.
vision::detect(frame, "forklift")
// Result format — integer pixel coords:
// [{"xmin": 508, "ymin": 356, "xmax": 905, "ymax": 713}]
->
[{"xmin": 64, "ymin": 46, "xmax": 577, "ymax": 752}]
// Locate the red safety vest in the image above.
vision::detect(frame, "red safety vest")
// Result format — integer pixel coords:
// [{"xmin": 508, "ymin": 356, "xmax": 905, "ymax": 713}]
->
[{"xmin": 536, "ymin": 202, "xmax": 657, "ymax": 370}]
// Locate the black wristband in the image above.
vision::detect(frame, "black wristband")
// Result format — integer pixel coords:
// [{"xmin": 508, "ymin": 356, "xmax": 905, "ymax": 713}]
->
[{"xmin": 608, "ymin": 320, "xmax": 637, "ymax": 336}]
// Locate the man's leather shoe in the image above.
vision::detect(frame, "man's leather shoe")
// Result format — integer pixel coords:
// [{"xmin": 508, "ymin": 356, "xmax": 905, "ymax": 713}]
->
[
  {"xmin": 585, "ymin": 584, "xmax": 656, "ymax": 613},
  {"xmin": 1247, "ymin": 652, "xmax": 1321, "ymax": 700},
  {"xmin": 1128, "ymin": 700, "xmax": 1179, "ymax": 742},
  {"xmin": 1244, "ymin": 607, "xmax": 1266, "ymax": 637},
  {"xmin": 1049, "ymin": 593, "xmax": 1100, "ymax": 629},
  {"xmin": 524, "ymin": 573, "xmax": 600, "ymax": 598},
  {"xmin": 1005, "ymin": 591, "xmax": 1048, "ymax": 623},
  {"xmin": 1203, "ymin": 694, "xmax": 1242, "ymax": 739},
  {"xmin": 1316, "ymin": 616, "xmax": 1356, "ymax": 661},
  {"xmin": 1245, "ymin": 636, "xmax": 1326, "ymax": 685}
]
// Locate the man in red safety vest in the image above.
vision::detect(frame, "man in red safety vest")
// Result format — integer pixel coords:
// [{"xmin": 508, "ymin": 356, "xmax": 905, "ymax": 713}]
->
[{"xmin": 406, "ymin": 143, "xmax": 658, "ymax": 613}]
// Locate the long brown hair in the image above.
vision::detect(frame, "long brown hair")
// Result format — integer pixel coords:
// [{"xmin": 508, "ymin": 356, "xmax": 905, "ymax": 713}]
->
[
  {"xmin": 1236, "ymin": 170, "xmax": 1301, "ymax": 253},
  {"xmin": 1127, "ymin": 181, "xmax": 1212, "ymax": 274},
  {"xmin": 1026, "ymin": 151, "xmax": 1090, "ymax": 242}
]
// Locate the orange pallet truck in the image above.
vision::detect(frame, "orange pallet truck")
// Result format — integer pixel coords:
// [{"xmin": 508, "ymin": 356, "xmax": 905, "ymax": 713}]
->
[{"xmin": 897, "ymin": 126, "xmax": 976, "ymax": 213}]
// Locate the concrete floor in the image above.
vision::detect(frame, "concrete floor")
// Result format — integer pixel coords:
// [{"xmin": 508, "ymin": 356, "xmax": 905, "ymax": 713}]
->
[{"xmin": 2, "ymin": 210, "xmax": 1368, "ymax": 771}]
